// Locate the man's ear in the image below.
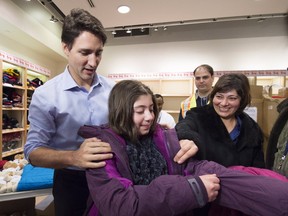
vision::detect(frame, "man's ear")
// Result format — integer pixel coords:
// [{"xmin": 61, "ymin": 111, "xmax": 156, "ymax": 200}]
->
[{"xmin": 62, "ymin": 43, "xmax": 69, "ymax": 56}]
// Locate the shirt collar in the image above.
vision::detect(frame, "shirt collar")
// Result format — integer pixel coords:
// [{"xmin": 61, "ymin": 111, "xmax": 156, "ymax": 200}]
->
[
  {"xmin": 62, "ymin": 66, "xmax": 102, "ymax": 90},
  {"xmin": 195, "ymin": 90, "xmax": 211, "ymax": 99}
]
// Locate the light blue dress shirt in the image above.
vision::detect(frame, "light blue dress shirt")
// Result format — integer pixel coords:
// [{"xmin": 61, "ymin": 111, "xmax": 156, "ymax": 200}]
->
[{"xmin": 24, "ymin": 67, "xmax": 115, "ymax": 167}]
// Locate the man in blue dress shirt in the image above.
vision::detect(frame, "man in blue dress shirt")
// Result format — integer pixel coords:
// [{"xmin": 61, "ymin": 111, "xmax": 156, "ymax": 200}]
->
[{"xmin": 24, "ymin": 8, "xmax": 114, "ymax": 216}]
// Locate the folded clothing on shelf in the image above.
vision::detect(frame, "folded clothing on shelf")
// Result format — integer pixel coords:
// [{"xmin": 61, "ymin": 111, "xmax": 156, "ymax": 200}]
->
[
  {"xmin": 27, "ymin": 77, "xmax": 44, "ymax": 88},
  {"xmin": 2, "ymin": 114, "xmax": 19, "ymax": 129},
  {"xmin": 3, "ymin": 68, "xmax": 22, "ymax": 86}
]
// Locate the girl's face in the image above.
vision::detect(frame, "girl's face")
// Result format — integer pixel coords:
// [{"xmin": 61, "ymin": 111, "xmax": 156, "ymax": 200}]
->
[
  {"xmin": 133, "ymin": 95, "xmax": 155, "ymax": 136},
  {"xmin": 212, "ymin": 89, "xmax": 241, "ymax": 119}
]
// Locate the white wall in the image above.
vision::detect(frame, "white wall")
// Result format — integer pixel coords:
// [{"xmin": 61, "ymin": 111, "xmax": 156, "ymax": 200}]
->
[
  {"xmin": 0, "ymin": 0, "xmax": 66, "ymax": 78},
  {"xmin": 0, "ymin": 0, "xmax": 287, "ymax": 78},
  {"xmin": 98, "ymin": 17, "xmax": 288, "ymax": 76},
  {"xmin": 99, "ymin": 36, "xmax": 288, "ymax": 76},
  {"xmin": 0, "ymin": 35, "xmax": 66, "ymax": 77}
]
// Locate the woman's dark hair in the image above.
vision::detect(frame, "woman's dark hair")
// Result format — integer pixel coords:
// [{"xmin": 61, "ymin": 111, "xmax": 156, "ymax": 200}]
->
[
  {"xmin": 108, "ymin": 80, "xmax": 159, "ymax": 142},
  {"xmin": 210, "ymin": 73, "xmax": 251, "ymax": 115},
  {"xmin": 61, "ymin": 8, "xmax": 107, "ymax": 50}
]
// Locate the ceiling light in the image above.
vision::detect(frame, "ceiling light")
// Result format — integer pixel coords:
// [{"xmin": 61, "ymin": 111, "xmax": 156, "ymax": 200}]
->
[
  {"xmin": 118, "ymin": 5, "xmax": 130, "ymax": 14},
  {"xmin": 163, "ymin": 26, "xmax": 167, "ymax": 31},
  {"xmin": 105, "ymin": 13, "xmax": 286, "ymax": 34},
  {"xmin": 154, "ymin": 27, "xmax": 158, "ymax": 32},
  {"xmin": 126, "ymin": 29, "xmax": 131, "ymax": 33},
  {"xmin": 49, "ymin": 15, "xmax": 58, "ymax": 23},
  {"xmin": 112, "ymin": 31, "xmax": 116, "ymax": 35}
]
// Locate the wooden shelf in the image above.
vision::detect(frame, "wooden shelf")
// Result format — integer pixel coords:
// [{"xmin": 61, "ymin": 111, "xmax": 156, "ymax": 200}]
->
[
  {"xmin": 2, "ymin": 83, "xmax": 25, "ymax": 90},
  {"xmin": 2, "ymin": 147, "xmax": 24, "ymax": 158},
  {"xmin": 2, "ymin": 107, "xmax": 25, "ymax": 111},
  {"xmin": 2, "ymin": 128, "xmax": 25, "ymax": 134},
  {"xmin": 1, "ymin": 60, "xmax": 49, "ymax": 159},
  {"xmin": 135, "ymin": 78, "xmax": 193, "ymax": 123}
]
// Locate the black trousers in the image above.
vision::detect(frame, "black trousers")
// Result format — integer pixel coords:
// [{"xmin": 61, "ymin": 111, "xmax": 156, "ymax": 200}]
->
[{"xmin": 53, "ymin": 169, "xmax": 90, "ymax": 216}]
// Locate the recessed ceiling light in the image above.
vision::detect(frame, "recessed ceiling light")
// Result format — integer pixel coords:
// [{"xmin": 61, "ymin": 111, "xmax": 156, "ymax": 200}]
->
[
  {"xmin": 49, "ymin": 15, "xmax": 58, "ymax": 23},
  {"xmin": 118, "ymin": 5, "xmax": 130, "ymax": 14}
]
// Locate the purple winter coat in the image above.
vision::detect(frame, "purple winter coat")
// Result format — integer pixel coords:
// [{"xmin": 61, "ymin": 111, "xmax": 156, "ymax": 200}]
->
[{"xmin": 78, "ymin": 124, "xmax": 288, "ymax": 216}]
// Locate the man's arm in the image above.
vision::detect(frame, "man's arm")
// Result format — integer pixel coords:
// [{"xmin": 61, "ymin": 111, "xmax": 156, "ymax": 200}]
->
[{"xmin": 28, "ymin": 137, "xmax": 113, "ymax": 169}]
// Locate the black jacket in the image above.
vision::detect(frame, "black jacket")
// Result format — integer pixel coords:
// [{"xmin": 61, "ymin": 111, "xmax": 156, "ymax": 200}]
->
[{"xmin": 175, "ymin": 105, "xmax": 265, "ymax": 168}]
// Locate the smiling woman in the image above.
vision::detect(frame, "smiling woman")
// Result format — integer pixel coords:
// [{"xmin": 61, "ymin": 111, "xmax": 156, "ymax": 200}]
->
[
  {"xmin": 210, "ymin": 73, "xmax": 250, "ymax": 132},
  {"xmin": 176, "ymin": 73, "xmax": 265, "ymax": 168},
  {"xmin": 213, "ymin": 90, "xmax": 241, "ymax": 131}
]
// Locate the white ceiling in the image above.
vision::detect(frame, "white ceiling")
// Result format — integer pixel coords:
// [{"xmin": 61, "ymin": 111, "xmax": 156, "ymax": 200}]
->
[
  {"xmin": 52, "ymin": 0, "xmax": 288, "ymax": 28},
  {"xmin": 1, "ymin": 0, "xmax": 288, "ymax": 63}
]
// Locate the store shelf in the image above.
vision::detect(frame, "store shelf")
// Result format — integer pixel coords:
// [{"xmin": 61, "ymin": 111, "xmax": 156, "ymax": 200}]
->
[
  {"xmin": 140, "ymin": 79, "xmax": 193, "ymax": 123},
  {"xmin": 2, "ymin": 128, "xmax": 25, "ymax": 134},
  {"xmin": 1, "ymin": 60, "xmax": 49, "ymax": 159},
  {"xmin": 2, "ymin": 148, "xmax": 24, "ymax": 158}
]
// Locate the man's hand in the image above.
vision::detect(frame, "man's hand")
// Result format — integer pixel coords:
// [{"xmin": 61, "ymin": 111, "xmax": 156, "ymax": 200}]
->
[
  {"xmin": 73, "ymin": 137, "xmax": 113, "ymax": 169},
  {"xmin": 174, "ymin": 139, "xmax": 198, "ymax": 164},
  {"xmin": 199, "ymin": 174, "xmax": 220, "ymax": 202}
]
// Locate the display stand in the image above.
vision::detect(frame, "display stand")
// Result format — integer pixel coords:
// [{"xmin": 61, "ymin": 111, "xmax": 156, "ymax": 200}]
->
[{"xmin": 0, "ymin": 188, "xmax": 52, "ymax": 215}]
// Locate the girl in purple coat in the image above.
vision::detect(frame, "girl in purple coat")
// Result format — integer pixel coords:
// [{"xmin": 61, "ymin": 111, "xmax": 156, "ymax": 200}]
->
[{"xmin": 79, "ymin": 80, "xmax": 288, "ymax": 216}]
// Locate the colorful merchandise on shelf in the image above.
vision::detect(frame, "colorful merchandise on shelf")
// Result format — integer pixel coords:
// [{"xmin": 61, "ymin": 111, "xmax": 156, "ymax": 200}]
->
[
  {"xmin": 2, "ymin": 68, "xmax": 22, "ymax": 86},
  {"xmin": 1, "ymin": 55, "xmax": 50, "ymax": 160}
]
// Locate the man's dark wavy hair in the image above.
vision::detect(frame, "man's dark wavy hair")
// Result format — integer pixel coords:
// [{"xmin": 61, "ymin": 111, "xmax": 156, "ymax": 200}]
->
[{"xmin": 61, "ymin": 8, "xmax": 107, "ymax": 50}]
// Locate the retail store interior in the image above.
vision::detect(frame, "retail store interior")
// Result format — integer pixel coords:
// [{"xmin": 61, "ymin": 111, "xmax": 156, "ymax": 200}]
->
[{"xmin": 0, "ymin": 0, "xmax": 287, "ymax": 215}]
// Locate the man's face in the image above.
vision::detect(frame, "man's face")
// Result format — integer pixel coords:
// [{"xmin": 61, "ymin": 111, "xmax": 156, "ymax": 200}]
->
[
  {"xmin": 62, "ymin": 31, "xmax": 104, "ymax": 86},
  {"xmin": 194, "ymin": 67, "xmax": 214, "ymax": 94}
]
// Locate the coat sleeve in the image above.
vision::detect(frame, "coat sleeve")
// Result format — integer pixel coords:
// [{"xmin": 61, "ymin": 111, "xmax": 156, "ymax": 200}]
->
[
  {"xmin": 175, "ymin": 109, "xmax": 201, "ymax": 144},
  {"xmin": 86, "ymin": 157, "xmax": 208, "ymax": 216},
  {"xmin": 184, "ymin": 159, "xmax": 288, "ymax": 216}
]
